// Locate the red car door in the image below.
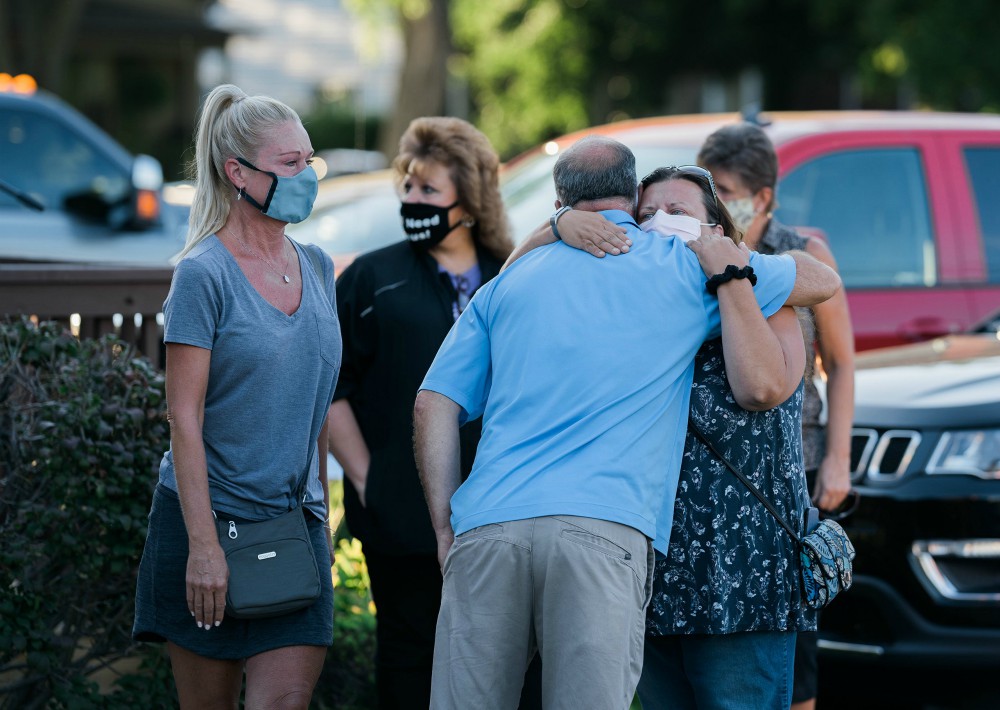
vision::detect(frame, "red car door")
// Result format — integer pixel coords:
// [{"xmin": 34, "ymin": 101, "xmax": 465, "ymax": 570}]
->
[
  {"xmin": 936, "ymin": 131, "xmax": 1000, "ymax": 328},
  {"xmin": 773, "ymin": 130, "xmax": 975, "ymax": 351}
]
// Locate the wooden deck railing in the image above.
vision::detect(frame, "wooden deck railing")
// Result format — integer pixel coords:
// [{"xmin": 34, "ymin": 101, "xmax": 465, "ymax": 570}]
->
[{"xmin": 0, "ymin": 263, "xmax": 173, "ymax": 370}]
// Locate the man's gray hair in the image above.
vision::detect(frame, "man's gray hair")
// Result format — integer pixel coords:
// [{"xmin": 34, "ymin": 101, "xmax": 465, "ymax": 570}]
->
[{"xmin": 552, "ymin": 135, "xmax": 637, "ymax": 207}]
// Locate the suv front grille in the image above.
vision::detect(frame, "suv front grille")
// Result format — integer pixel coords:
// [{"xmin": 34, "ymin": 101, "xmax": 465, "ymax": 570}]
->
[
  {"xmin": 850, "ymin": 428, "xmax": 922, "ymax": 482},
  {"xmin": 850, "ymin": 428, "xmax": 879, "ymax": 482},
  {"xmin": 910, "ymin": 539, "xmax": 1000, "ymax": 603}
]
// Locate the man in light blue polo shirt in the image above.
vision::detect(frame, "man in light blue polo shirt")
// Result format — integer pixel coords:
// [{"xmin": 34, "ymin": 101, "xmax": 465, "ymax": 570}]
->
[{"xmin": 413, "ymin": 136, "xmax": 840, "ymax": 709}]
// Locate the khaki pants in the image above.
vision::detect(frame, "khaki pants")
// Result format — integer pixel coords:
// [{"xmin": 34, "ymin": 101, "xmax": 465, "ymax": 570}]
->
[{"xmin": 430, "ymin": 515, "xmax": 653, "ymax": 710}]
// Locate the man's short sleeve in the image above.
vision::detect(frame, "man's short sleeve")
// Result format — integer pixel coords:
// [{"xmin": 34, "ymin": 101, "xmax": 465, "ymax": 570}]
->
[
  {"xmin": 419, "ymin": 296, "xmax": 492, "ymax": 425},
  {"xmin": 701, "ymin": 252, "xmax": 796, "ymax": 339},
  {"xmin": 747, "ymin": 251, "xmax": 796, "ymax": 317}
]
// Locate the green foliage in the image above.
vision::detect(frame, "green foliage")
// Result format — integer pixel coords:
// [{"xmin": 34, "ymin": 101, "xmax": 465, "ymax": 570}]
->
[
  {"xmin": 452, "ymin": 0, "xmax": 591, "ymax": 158},
  {"xmin": 0, "ymin": 318, "xmax": 379, "ymax": 708},
  {"xmin": 0, "ymin": 316, "xmax": 175, "ymax": 709},
  {"xmin": 346, "ymin": 0, "xmax": 428, "ymax": 20},
  {"xmin": 314, "ymin": 480, "xmax": 379, "ymax": 709},
  {"xmin": 445, "ymin": 0, "xmax": 1000, "ymax": 158},
  {"xmin": 314, "ymin": 535, "xmax": 377, "ymax": 709},
  {"xmin": 302, "ymin": 102, "xmax": 383, "ymax": 153},
  {"xmin": 851, "ymin": 0, "xmax": 1000, "ymax": 111}
]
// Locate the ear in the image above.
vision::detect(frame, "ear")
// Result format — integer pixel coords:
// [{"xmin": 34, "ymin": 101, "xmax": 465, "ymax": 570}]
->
[
  {"xmin": 754, "ymin": 186, "xmax": 773, "ymax": 214},
  {"xmin": 224, "ymin": 158, "xmax": 245, "ymax": 190},
  {"xmin": 554, "ymin": 199, "xmax": 563, "ymax": 209},
  {"xmin": 635, "ymin": 183, "xmax": 646, "ymax": 211}
]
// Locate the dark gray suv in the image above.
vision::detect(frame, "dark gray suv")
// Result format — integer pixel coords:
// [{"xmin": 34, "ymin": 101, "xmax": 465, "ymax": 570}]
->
[
  {"xmin": 817, "ymin": 309, "xmax": 1000, "ymax": 709},
  {"xmin": 0, "ymin": 81, "xmax": 187, "ymax": 265}
]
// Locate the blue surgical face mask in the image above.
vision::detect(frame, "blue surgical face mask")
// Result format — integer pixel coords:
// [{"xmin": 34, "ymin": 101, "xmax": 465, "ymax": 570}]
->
[{"xmin": 237, "ymin": 157, "xmax": 318, "ymax": 224}]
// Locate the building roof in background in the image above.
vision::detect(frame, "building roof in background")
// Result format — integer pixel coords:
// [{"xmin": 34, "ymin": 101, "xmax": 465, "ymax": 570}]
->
[{"xmin": 76, "ymin": 0, "xmax": 230, "ymax": 51}]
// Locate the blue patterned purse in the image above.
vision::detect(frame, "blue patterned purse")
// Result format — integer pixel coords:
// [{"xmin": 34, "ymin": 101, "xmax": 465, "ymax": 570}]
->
[
  {"xmin": 799, "ymin": 517, "xmax": 856, "ymax": 609},
  {"xmin": 690, "ymin": 425, "xmax": 856, "ymax": 610}
]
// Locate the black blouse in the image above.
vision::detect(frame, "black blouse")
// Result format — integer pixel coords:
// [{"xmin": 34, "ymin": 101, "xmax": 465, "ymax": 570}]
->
[{"xmin": 333, "ymin": 240, "xmax": 503, "ymax": 555}]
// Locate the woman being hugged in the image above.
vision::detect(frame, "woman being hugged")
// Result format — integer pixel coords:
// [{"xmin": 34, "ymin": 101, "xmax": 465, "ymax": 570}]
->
[
  {"xmin": 554, "ymin": 166, "xmax": 816, "ymax": 709},
  {"xmin": 697, "ymin": 122, "xmax": 856, "ymax": 710},
  {"xmin": 132, "ymin": 84, "xmax": 340, "ymax": 709},
  {"xmin": 635, "ymin": 167, "xmax": 815, "ymax": 710}
]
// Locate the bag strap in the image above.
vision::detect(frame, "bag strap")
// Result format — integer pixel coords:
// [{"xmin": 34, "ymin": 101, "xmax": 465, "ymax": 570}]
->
[
  {"xmin": 294, "ymin": 243, "xmax": 336, "ymax": 506},
  {"xmin": 301, "ymin": 243, "xmax": 345, "ymax": 514},
  {"xmin": 305, "ymin": 244, "xmax": 334, "ymax": 308},
  {"xmin": 688, "ymin": 422, "xmax": 803, "ymax": 545}
]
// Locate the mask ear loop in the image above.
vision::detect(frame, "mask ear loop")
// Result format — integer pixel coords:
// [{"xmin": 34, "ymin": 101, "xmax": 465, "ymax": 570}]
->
[{"xmin": 236, "ymin": 158, "xmax": 278, "ymax": 212}]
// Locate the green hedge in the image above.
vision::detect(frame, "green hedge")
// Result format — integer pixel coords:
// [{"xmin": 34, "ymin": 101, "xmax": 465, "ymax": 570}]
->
[{"xmin": 0, "ymin": 317, "xmax": 375, "ymax": 708}]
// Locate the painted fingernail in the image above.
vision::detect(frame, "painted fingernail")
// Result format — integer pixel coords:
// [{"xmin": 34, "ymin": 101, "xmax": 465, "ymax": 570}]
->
[
  {"xmin": 215, "ymin": 620, "xmax": 222, "ymax": 627},
  {"xmin": 196, "ymin": 621, "xmax": 203, "ymax": 629}
]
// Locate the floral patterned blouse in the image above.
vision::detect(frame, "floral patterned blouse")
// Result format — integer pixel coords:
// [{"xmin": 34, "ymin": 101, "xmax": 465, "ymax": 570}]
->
[{"xmin": 646, "ymin": 337, "xmax": 818, "ymax": 635}]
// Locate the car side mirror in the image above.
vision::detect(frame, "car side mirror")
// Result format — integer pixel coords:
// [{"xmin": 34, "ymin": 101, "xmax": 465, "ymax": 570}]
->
[
  {"xmin": 91, "ymin": 154, "xmax": 166, "ymax": 230},
  {"xmin": 129, "ymin": 154, "xmax": 164, "ymax": 228}
]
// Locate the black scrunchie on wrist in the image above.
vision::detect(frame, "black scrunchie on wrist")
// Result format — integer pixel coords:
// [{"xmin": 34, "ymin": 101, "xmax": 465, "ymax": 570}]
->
[{"xmin": 705, "ymin": 264, "xmax": 757, "ymax": 295}]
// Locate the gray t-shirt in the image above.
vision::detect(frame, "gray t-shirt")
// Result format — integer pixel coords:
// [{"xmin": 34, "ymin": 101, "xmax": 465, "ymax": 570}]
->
[{"xmin": 157, "ymin": 234, "xmax": 341, "ymax": 520}]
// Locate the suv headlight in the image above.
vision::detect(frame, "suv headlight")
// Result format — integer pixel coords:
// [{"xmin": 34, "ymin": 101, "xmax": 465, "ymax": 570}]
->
[{"xmin": 927, "ymin": 429, "xmax": 1000, "ymax": 479}]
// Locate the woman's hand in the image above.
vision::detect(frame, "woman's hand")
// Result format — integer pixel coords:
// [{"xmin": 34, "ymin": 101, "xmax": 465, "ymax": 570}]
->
[
  {"xmin": 813, "ymin": 453, "xmax": 853, "ymax": 512},
  {"xmin": 687, "ymin": 233, "xmax": 750, "ymax": 276},
  {"xmin": 186, "ymin": 541, "xmax": 229, "ymax": 629},
  {"xmin": 557, "ymin": 209, "xmax": 631, "ymax": 258}
]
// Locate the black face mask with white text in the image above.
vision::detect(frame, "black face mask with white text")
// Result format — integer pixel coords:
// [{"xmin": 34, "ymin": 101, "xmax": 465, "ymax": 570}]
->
[{"xmin": 400, "ymin": 201, "xmax": 461, "ymax": 250}]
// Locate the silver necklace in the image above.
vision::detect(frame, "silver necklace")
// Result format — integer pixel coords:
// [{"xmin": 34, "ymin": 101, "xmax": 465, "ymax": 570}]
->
[{"xmin": 231, "ymin": 231, "xmax": 292, "ymax": 283}]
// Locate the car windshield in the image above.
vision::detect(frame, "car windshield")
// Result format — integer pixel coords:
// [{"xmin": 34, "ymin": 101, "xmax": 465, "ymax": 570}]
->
[{"xmin": 0, "ymin": 107, "xmax": 130, "ymax": 211}]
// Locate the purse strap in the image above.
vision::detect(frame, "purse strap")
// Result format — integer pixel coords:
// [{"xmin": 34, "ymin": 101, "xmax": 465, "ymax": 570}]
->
[
  {"xmin": 305, "ymin": 244, "xmax": 334, "ymax": 307},
  {"xmin": 688, "ymin": 422, "xmax": 803, "ymax": 545},
  {"xmin": 302, "ymin": 243, "xmax": 340, "ymax": 515}
]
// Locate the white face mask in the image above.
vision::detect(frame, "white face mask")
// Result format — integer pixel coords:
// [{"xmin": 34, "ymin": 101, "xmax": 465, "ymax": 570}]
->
[
  {"xmin": 725, "ymin": 197, "xmax": 757, "ymax": 234},
  {"xmin": 639, "ymin": 210, "xmax": 706, "ymax": 242}
]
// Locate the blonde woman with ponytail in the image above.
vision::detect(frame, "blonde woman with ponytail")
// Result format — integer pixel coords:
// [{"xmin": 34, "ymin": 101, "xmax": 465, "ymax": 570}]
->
[{"xmin": 133, "ymin": 84, "xmax": 341, "ymax": 709}]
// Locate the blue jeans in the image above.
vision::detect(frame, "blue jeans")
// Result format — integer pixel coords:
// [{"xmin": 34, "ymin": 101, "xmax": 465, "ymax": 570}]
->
[{"xmin": 636, "ymin": 631, "xmax": 796, "ymax": 710}]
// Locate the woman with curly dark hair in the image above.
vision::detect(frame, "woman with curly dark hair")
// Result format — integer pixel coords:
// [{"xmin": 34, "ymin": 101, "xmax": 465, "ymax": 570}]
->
[{"xmin": 327, "ymin": 116, "xmax": 527, "ymax": 709}]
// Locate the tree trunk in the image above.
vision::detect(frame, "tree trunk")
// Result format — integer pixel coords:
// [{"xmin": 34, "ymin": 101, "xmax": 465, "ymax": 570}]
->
[{"xmin": 377, "ymin": 0, "xmax": 451, "ymax": 161}]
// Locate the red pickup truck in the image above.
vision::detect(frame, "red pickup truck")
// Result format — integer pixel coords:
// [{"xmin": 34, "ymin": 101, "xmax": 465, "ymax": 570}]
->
[{"xmin": 501, "ymin": 110, "xmax": 1000, "ymax": 352}]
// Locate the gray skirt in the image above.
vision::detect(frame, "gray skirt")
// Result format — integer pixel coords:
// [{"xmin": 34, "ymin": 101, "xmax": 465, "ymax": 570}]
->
[{"xmin": 132, "ymin": 484, "xmax": 334, "ymax": 659}]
